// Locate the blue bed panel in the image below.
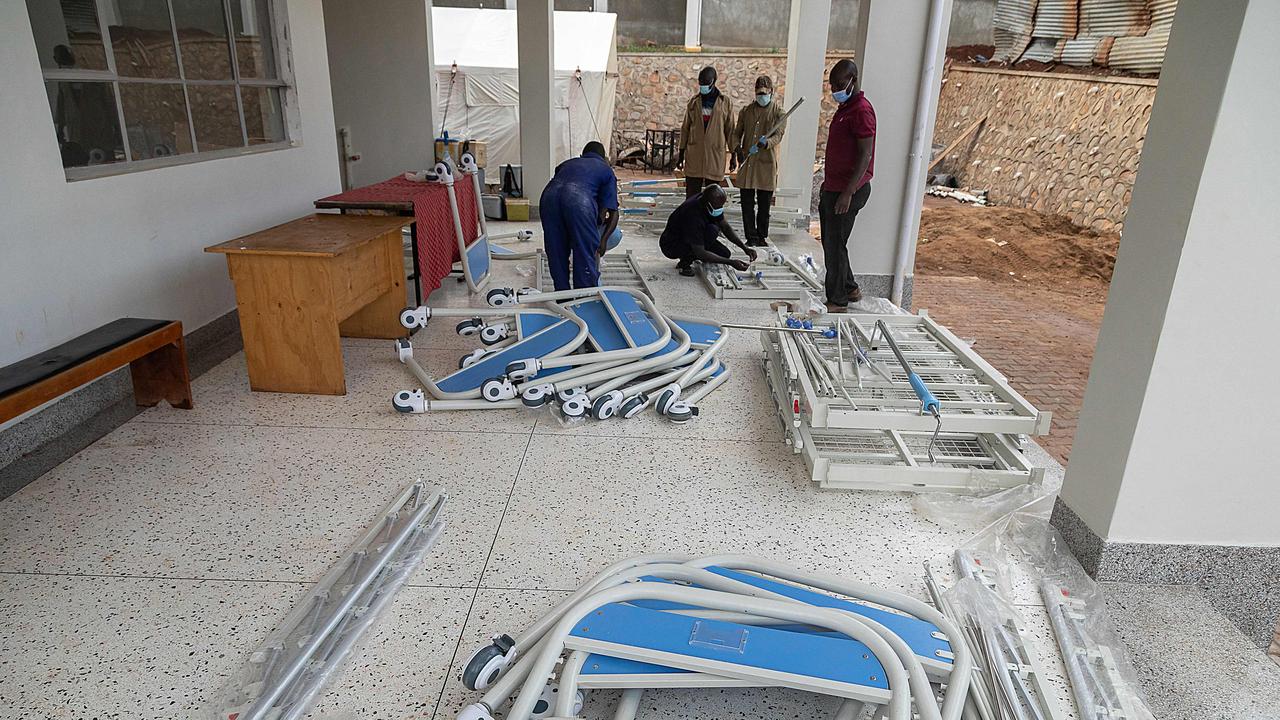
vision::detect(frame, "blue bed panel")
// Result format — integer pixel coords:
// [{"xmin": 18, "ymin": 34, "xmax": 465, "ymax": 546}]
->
[
  {"xmin": 437, "ymin": 319, "xmax": 579, "ymax": 393},
  {"xmin": 466, "ymin": 237, "xmax": 491, "ymax": 281}
]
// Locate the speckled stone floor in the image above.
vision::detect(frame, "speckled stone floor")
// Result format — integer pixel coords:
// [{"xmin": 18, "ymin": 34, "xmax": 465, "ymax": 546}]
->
[{"xmin": 1, "ymin": 220, "xmax": 1276, "ymax": 719}]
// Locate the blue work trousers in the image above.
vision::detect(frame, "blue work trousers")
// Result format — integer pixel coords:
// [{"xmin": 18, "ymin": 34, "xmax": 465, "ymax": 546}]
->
[{"xmin": 540, "ymin": 184, "xmax": 601, "ymax": 291}]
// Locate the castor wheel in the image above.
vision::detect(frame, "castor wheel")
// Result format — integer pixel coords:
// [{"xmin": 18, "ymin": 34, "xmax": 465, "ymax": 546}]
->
[
  {"xmin": 654, "ymin": 384, "xmax": 682, "ymax": 416},
  {"xmin": 480, "ymin": 324, "xmax": 510, "ymax": 345},
  {"xmin": 522, "ymin": 384, "xmax": 554, "ymax": 408},
  {"xmin": 620, "ymin": 393, "xmax": 649, "ymax": 419},
  {"xmin": 557, "ymin": 386, "xmax": 587, "ymax": 404},
  {"xmin": 505, "ymin": 358, "xmax": 539, "ymax": 381},
  {"xmin": 531, "ymin": 683, "xmax": 583, "ymax": 719},
  {"xmin": 400, "ymin": 306, "xmax": 428, "ymax": 330},
  {"xmin": 456, "ymin": 704, "xmax": 495, "ymax": 720},
  {"xmin": 392, "ymin": 389, "xmax": 426, "ymax": 414},
  {"xmin": 481, "ymin": 378, "xmax": 516, "ymax": 402},
  {"xmin": 667, "ymin": 401, "xmax": 697, "ymax": 424},
  {"xmin": 561, "ymin": 395, "xmax": 589, "ymax": 419},
  {"xmin": 456, "ymin": 318, "xmax": 484, "ymax": 337},
  {"xmin": 486, "ymin": 288, "xmax": 515, "ymax": 307},
  {"xmin": 461, "ymin": 633, "xmax": 516, "ymax": 691},
  {"xmin": 459, "ymin": 348, "xmax": 488, "ymax": 369},
  {"xmin": 591, "ymin": 390, "xmax": 624, "ymax": 421}
]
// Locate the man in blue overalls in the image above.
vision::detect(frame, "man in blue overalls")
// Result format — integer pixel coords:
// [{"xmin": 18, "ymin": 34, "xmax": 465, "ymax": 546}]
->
[{"xmin": 539, "ymin": 141, "xmax": 619, "ymax": 291}]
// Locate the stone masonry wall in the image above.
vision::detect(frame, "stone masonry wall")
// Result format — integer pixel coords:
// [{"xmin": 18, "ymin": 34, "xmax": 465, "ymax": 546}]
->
[
  {"xmin": 613, "ymin": 52, "xmax": 855, "ymax": 161},
  {"xmin": 933, "ymin": 66, "xmax": 1157, "ymax": 233}
]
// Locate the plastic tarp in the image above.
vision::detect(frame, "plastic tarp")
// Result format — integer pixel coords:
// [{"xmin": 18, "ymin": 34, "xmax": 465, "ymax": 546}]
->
[{"xmin": 431, "ymin": 7, "xmax": 618, "ymax": 174}]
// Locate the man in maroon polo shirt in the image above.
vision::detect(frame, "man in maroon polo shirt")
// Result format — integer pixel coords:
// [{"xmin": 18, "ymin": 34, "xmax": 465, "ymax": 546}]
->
[{"xmin": 819, "ymin": 58, "xmax": 876, "ymax": 311}]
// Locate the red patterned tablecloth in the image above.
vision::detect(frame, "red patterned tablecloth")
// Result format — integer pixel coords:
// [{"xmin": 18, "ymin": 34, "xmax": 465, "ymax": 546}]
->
[{"xmin": 316, "ymin": 175, "xmax": 479, "ymax": 297}]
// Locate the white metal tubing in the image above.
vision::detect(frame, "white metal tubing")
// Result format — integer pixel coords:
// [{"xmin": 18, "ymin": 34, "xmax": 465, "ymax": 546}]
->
[
  {"xmin": 891, "ymin": 0, "xmax": 948, "ymax": 307},
  {"xmin": 683, "ymin": 362, "xmax": 731, "ymax": 404},
  {"xmin": 614, "ymin": 688, "xmax": 643, "ymax": 720},
  {"xmin": 506, "ymin": 584, "xmax": 910, "ymax": 720},
  {"xmin": 535, "ymin": 289, "xmax": 672, "ymax": 369},
  {"xmin": 554, "ymin": 317, "xmax": 688, "ymax": 391},
  {"xmin": 683, "ymin": 555, "xmax": 972, "ymax": 720},
  {"xmin": 554, "ymin": 651, "xmax": 589, "ymax": 716},
  {"xmin": 242, "ymin": 489, "xmax": 444, "ymax": 719}
]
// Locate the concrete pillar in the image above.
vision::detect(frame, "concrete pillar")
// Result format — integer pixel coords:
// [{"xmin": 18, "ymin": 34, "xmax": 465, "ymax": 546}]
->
[
  {"xmin": 1055, "ymin": 0, "xmax": 1279, "ymax": 647},
  {"xmin": 594, "ymin": 0, "xmax": 608, "ymax": 11},
  {"xmin": 683, "ymin": 0, "xmax": 701, "ymax": 51},
  {"xmin": 516, "ymin": 0, "xmax": 555, "ymax": 206},
  {"xmin": 777, "ymin": 0, "xmax": 831, "ymax": 206},
  {"xmin": 850, "ymin": 0, "xmax": 950, "ymax": 302},
  {"xmin": 1062, "ymin": 0, "xmax": 1278, "ymax": 547},
  {"xmin": 321, "ymin": 0, "xmax": 435, "ymax": 189}
]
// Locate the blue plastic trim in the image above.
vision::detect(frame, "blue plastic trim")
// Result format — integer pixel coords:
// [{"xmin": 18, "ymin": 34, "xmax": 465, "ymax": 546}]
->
[
  {"xmin": 466, "ymin": 237, "xmax": 490, "ymax": 282},
  {"xmin": 571, "ymin": 602, "xmax": 888, "ymax": 689},
  {"xmin": 908, "ymin": 372, "xmax": 941, "ymax": 414}
]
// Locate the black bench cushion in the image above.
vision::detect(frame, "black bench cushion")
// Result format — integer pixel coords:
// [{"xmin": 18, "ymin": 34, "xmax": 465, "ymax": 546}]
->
[{"xmin": 0, "ymin": 318, "xmax": 173, "ymax": 397}]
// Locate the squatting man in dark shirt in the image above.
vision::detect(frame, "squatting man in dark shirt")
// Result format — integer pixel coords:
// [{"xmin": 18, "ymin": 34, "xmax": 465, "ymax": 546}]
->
[{"xmin": 658, "ymin": 184, "xmax": 758, "ymax": 276}]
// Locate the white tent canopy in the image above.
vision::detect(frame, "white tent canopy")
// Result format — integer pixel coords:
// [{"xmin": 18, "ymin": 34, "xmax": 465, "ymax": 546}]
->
[{"xmin": 431, "ymin": 7, "xmax": 618, "ymax": 176}]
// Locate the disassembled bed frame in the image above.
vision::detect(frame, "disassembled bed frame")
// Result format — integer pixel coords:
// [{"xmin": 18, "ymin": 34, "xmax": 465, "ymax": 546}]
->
[
  {"xmin": 762, "ymin": 308, "xmax": 1048, "ymax": 492},
  {"xmin": 698, "ymin": 245, "xmax": 824, "ymax": 300},
  {"xmin": 618, "ymin": 177, "xmax": 810, "ymax": 237},
  {"xmin": 534, "ymin": 248, "xmax": 656, "ymax": 300},
  {"xmin": 217, "ymin": 484, "xmax": 446, "ymax": 720},
  {"xmin": 454, "ymin": 554, "xmax": 973, "ymax": 720},
  {"xmin": 925, "ymin": 551, "xmax": 1071, "ymax": 720}
]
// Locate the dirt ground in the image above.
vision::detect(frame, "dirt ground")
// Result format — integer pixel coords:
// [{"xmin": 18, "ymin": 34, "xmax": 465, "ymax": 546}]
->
[{"xmin": 912, "ymin": 200, "xmax": 1113, "ymax": 464}]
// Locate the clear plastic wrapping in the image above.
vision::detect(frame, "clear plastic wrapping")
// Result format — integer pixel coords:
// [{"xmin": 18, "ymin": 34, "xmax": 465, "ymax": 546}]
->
[{"xmin": 210, "ymin": 484, "xmax": 446, "ymax": 720}]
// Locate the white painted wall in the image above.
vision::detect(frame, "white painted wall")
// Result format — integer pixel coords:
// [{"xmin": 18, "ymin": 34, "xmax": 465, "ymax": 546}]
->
[
  {"xmin": 1063, "ymin": 0, "xmax": 1280, "ymax": 546},
  {"xmin": 855, "ymin": 0, "xmax": 950, "ymax": 280},
  {"xmin": 322, "ymin": 0, "xmax": 435, "ymax": 189},
  {"xmin": 0, "ymin": 0, "xmax": 340, "ymax": 374}
]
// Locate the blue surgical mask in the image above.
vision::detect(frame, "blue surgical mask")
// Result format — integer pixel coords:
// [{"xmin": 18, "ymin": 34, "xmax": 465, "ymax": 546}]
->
[
  {"xmin": 756, "ymin": 93, "xmax": 772, "ymax": 107},
  {"xmin": 832, "ymin": 78, "xmax": 854, "ymax": 104},
  {"xmin": 709, "ymin": 206, "xmax": 724, "ymax": 218},
  {"xmin": 699, "ymin": 84, "xmax": 713, "ymax": 95}
]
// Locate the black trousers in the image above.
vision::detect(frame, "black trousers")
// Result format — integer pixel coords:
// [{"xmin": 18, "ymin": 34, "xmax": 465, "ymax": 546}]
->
[
  {"xmin": 661, "ymin": 230, "xmax": 731, "ymax": 267},
  {"xmin": 685, "ymin": 176, "xmax": 706, "ymax": 199},
  {"xmin": 818, "ymin": 183, "xmax": 872, "ymax": 305},
  {"xmin": 739, "ymin": 188, "xmax": 774, "ymax": 243}
]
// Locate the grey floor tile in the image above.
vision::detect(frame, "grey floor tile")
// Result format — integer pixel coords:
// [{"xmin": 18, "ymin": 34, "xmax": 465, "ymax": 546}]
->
[{"xmin": 0, "ymin": 422, "xmax": 526, "ymax": 587}]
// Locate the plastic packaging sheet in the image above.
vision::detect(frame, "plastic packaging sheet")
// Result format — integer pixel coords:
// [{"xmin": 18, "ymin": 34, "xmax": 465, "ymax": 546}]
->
[
  {"xmin": 914, "ymin": 473, "xmax": 1060, "ymax": 535},
  {"xmin": 211, "ymin": 484, "xmax": 447, "ymax": 720},
  {"xmin": 1009, "ymin": 515, "xmax": 1158, "ymax": 720}
]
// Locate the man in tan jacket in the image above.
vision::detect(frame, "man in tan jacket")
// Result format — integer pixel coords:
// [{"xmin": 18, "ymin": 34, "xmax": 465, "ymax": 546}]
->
[
  {"xmin": 731, "ymin": 74, "xmax": 785, "ymax": 247},
  {"xmin": 677, "ymin": 66, "xmax": 734, "ymax": 199}
]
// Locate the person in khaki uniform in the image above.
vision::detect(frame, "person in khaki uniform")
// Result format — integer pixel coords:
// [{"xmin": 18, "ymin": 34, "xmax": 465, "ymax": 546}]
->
[
  {"xmin": 677, "ymin": 66, "xmax": 734, "ymax": 199},
  {"xmin": 730, "ymin": 75, "xmax": 785, "ymax": 247}
]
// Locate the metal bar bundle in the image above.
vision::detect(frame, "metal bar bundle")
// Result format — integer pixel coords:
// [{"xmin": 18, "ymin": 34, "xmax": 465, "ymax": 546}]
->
[
  {"xmin": 534, "ymin": 248, "xmax": 655, "ymax": 300},
  {"xmin": 214, "ymin": 484, "xmax": 447, "ymax": 720},
  {"xmin": 762, "ymin": 308, "xmax": 1045, "ymax": 492},
  {"xmin": 698, "ymin": 246, "xmax": 823, "ymax": 300}
]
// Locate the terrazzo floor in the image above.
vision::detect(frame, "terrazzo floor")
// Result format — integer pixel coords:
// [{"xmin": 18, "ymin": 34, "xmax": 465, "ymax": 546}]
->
[{"xmin": 2, "ymin": 220, "xmax": 1277, "ymax": 719}]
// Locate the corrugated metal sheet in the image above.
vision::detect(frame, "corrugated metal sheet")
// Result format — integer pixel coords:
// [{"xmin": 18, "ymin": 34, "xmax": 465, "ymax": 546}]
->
[
  {"xmin": 1149, "ymin": 0, "xmax": 1177, "ymax": 25},
  {"xmin": 1059, "ymin": 35, "xmax": 1105, "ymax": 65},
  {"xmin": 1032, "ymin": 0, "xmax": 1081, "ymax": 39},
  {"xmin": 1079, "ymin": 0, "xmax": 1151, "ymax": 37},
  {"xmin": 1109, "ymin": 26, "xmax": 1169, "ymax": 73},
  {"xmin": 994, "ymin": 0, "xmax": 1038, "ymax": 35},
  {"xmin": 1020, "ymin": 37, "xmax": 1059, "ymax": 63},
  {"xmin": 993, "ymin": 26, "xmax": 1033, "ymax": 63}
]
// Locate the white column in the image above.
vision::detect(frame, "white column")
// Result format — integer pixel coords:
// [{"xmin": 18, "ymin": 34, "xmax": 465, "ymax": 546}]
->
[
  {"xmin": 851, "ymin": 0, "xmax": 950, "ymax": 299},
  {"xmin": 505, "ymin": 0, "xmax": 517, "ymax": 9},
  {"xmin": 594, "ymin": 0, "xmax": 608, "ymax": 11},
  {"xmin": 777, "ymin": 0, "xmax": 831, "ymax": 202},
  {"xmin": 1062, "ymin": 0, "xmax": 1280, "ymax": 546},
  {"xmin": 517, "ymin": 0, "xmax": 555, "ymax": 206},
  {"xmin": 683, "ymin": 0, "xmax": 701, "ymax": 51},
  {"xmin": 321, "ymin": 0, "xmax": 435, "ymax": 188}
]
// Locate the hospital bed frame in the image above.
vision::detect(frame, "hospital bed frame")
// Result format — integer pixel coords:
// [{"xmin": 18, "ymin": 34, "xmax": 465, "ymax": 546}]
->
[
  {"xmin": 697, "ymin": 245, "xmax": 824, "ymax": 300},
  {"xmin": 456, "ymin": 554, "xmax": 972, "ymax": 720},
  {"xmin": 767, "ymin": 309, "xmax": 1051, "ymax": 436},
  {"xmin": 533, "ymin": 248, "xmax": 656, "ymax": 300}
]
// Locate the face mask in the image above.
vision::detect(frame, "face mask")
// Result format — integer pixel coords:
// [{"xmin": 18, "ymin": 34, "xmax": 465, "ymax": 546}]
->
[
  {"xmin": 699, "ymin": 84, "xmax": 713, "ymax": 95},
  {"xmin": 756, "ymin": 93, "xmax": 772, "ymax": 107},
  {"xmin": 832, "ymin": 78, "xmax": 854, "ymax": 104},
  {"xmin": 709, "ymin": 206, "xmax": 724, "ymax": 218}
]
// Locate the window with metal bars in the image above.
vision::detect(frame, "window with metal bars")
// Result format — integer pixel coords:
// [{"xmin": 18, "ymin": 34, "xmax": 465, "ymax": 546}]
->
[{"xmin": 27, "ymin": 0, "xmax": 292, "ymax": 179}]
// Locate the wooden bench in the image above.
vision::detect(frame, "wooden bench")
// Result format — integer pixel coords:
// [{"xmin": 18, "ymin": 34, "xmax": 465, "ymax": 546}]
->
[{"xmin": 0, "ymin": 319, "xmax": 193, "ymax": 423}]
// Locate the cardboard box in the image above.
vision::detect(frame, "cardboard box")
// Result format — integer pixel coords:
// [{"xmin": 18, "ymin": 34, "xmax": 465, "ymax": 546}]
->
[
  {"xmin": 505, "ymin": 198, "xmax": 531, "ymax": 222},
  {"xmin": 436, "ymin": 138, "xmax": 487, "ymax": 167}
]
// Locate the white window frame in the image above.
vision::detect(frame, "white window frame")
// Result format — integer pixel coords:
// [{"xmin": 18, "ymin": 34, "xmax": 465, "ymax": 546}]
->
[{"xmin": 35, "ymin": 0, "xmax": 301, "ymax": 181}]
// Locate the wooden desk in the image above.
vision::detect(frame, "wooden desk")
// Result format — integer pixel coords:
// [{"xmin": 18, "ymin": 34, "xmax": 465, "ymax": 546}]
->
[{"xmin": 207, "ymin": 214, "xmax": 410, "ymax": 395}]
